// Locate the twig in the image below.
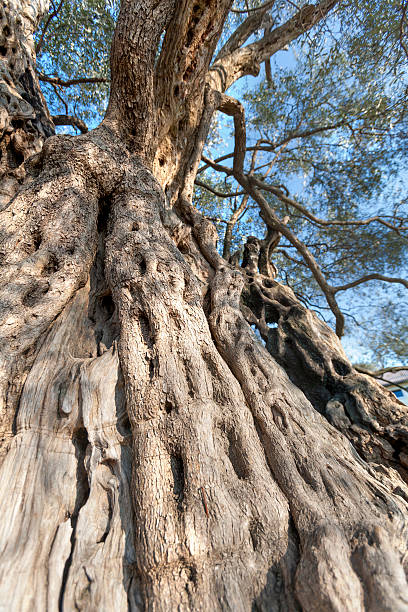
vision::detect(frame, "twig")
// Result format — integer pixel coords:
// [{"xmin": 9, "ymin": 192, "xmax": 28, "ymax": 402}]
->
[{"xmin": 51, "ymin": 84, "xmax": 68, "ymax": 114}]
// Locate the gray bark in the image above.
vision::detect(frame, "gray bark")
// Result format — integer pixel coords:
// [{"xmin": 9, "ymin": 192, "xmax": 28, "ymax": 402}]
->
[
  {"xmin": 0, "ymin": 1, "xmax": 407, "ymax": 610},
  {"xmin": 0, "ymin": 0, "xmax": 53, "ymax": 207}
]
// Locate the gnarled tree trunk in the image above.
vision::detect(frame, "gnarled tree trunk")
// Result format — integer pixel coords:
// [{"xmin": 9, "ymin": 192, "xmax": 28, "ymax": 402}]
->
[{"xmin": 0, "ymin": 1, "xmax": 407, "ymax": 610}]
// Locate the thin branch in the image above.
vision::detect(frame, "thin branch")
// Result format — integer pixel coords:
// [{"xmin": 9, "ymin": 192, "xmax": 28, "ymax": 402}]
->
[
  {"xmin": 51, "ymin": 84, "xmax": 68, "ymax": 114},
  {"xmin": 194, "ymin": 179, "xmax": 245, "ymax": 198},
  {"xmin": 276, "ymin": 248, "xmax": 306, "ymax": 266},
  {"xmin": 249, "ymin": 176, "xmax": 408, "ymax": 235},
  {"xmin": 355, "ymin": 366, "xmax": 408, "ymax": 392},
  {"xmin": 399, "ymin": 0, "xmax": 408, "ymax": 60},
  {"xmin": 355, "ymin": 365, "xmax": 408, "ymax": 377},
  {"xmin": 38, "ymin": 74, "xmax": 108, "ymax": 87},
  {"xmin": 223, "ymin": 193, "xmax": 249, "ymax": 259},
  {"xmin": 333, "ymin": 274, "xmax": 408, "ymax": 293},
  {"xmin": 35, "ymin": 0, "xmax": 64, "ymax": 55},
  {"xmin": 204, "ymin": 216, "xmax": 228, "ymax": 224},
  {"xmin": 201, "ymin": 154, "xmax": 234, "ymax": 176},
  {"xmin": 198, "ymin": 120, "xmax": 350, "ymax": 172}
]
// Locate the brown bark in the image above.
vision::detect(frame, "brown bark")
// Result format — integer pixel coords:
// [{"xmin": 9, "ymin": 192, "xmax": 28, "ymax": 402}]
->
[{"xmin": 0, "ymin": 1, "xmax": 407, "ymax": 610}]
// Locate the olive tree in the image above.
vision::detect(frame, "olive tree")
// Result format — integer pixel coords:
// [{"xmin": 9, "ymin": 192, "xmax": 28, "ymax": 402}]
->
[{"xmin": 0, "ymin": 0, "xmax": 407, "ymax": 610}]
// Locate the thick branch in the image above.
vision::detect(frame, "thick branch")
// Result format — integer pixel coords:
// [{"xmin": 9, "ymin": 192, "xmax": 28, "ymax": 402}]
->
[
  {"xmin": 216, "ymin": 1, "xmax": 275, "ymax": 60},
  {"xmin": 209, "ymin": 0, "xmax": 339, "ymax": 91},
  {"xmin": 52, "ymin": 114, "xmax": 88, "ymax": 133},
  {"xmin": 104, "ymin": 0, "xmax": 176, "ymax": 157},
  {"xmin": 216, "ymin": 92, "xmax": 246, "ymax": 174}
]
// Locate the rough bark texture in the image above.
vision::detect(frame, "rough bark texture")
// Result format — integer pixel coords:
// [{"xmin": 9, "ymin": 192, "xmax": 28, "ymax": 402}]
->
[
  {"xmin": 0, "ymin": 0, "xmax": 53, "ymax": 207},
  {"xmin": 0, "ymin": 1, "xmax": 407, "ymax": 610}
]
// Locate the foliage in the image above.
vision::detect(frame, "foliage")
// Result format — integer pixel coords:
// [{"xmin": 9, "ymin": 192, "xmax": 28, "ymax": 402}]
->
[{"xmin": 35, "ymin": 0, "xmax": 117, "ymax": 127}]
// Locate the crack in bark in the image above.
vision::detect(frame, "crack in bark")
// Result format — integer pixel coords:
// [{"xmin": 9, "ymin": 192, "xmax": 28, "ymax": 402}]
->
[{"xmin": 58, "ymin": 429, "xmax": 91, "ymax": 611}]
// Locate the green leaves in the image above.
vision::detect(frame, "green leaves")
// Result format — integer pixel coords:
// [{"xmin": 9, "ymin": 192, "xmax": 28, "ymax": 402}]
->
[{"xmin": 35, "ymin": 0, "xmax": 118, "ymax": 129}]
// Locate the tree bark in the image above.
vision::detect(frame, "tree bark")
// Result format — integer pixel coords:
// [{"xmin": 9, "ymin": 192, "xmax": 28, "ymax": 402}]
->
[
  {"xmin": 0, "ymin": 0, "xmax": 54, "ymax": 207},
  {"xmin": 0, "ymin": 1, "xmax": 407, "ymax": 610}
]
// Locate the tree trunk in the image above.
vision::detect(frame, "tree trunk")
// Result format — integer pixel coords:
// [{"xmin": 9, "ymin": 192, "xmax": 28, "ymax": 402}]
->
[{"xmin": 0, "ymin": 1, "xmax": 407, "ymax": 610}]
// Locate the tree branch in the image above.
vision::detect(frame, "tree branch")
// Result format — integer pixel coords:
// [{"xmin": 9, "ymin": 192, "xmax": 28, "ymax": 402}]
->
[
  {"xmin": 198, "ymin": 120, "xmax": 350, "ymax": 172},
  {"xmin": 399, "ymin": 0, "xmax": 408, "ymax": 60},
  {"xmin": 247, "ymin": 181, "xmax": 346, "ymax": 336},
  {"xmin": 204, "ymin": 91, "xmax": 346, "ymax": 334},
  {"xmin": 230, "ymin": 1, "xmax": 275, "ymax": 14},
  {"xmin": 35, "ymin": 0, "xmax": 64, "ymax": 55},
  {"xmin": 355, "ymin": 365, "xmax": 408, "ymax": 377},
  {"xmin": 355, "ymin": 366, "xmax": 408, "ymax": 392},
  {"xmin": 249, "ymin": 176, "xmax": 408, "ymax": 234},
  {"xmin": 333, "ymin": 274, "xmax": 408, "ymax": 293},
  {"xmin": 216, "ymin": 92, "xmax": 246, "ymax": 174},
  {"xmin": 194, "ymin": 179, "xmax": 245, "ymax": 198},
  {"xmin": 52, "ymin": 114, "xmax": 88, "ymax": 133},
  {"xmin": 216, "ymin": 1, "xmax": 275, "ymax": 61},
  {"xmin": 223, "ymin": 193, "xmax": 249, "ymax": 258},
  {"xmin": 209, "ymin": 0, "xmax": 339, "ymax": 91},
  {"xmin": 38, "ymin": 74, "xmax": 108, "ymax": 87}
]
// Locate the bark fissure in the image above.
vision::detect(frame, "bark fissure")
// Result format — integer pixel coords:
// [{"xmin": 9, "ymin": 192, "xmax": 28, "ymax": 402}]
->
[{"xmin": 58, "ymin": 427, "xmax": 91, "ymax": 612}]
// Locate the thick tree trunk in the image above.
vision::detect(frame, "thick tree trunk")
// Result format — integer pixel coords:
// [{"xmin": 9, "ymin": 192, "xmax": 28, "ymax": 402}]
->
[{"xmin": 0, "ymin": 1, "xmax": 407, "ymax": 610}]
